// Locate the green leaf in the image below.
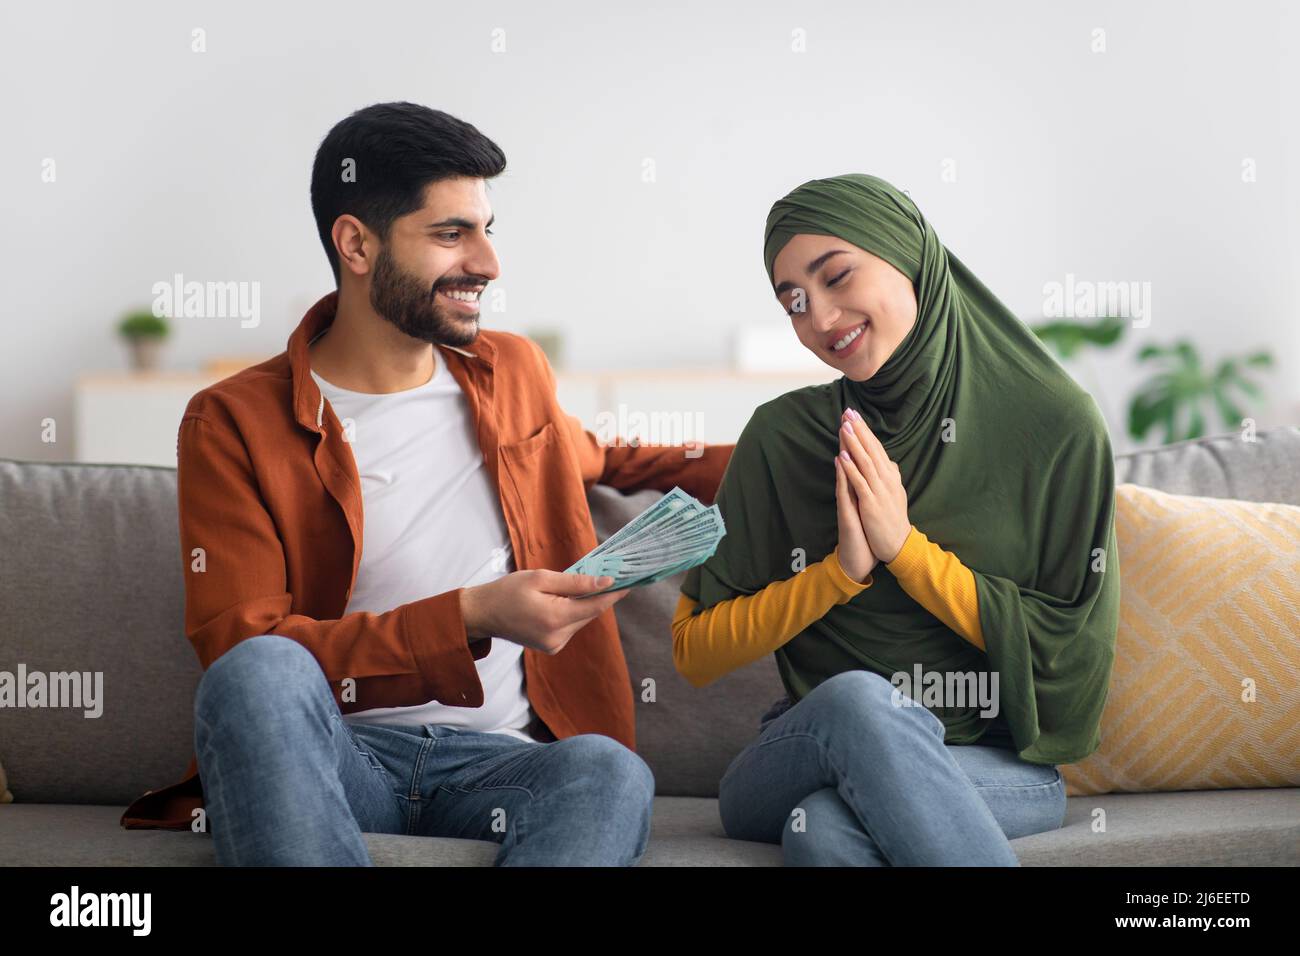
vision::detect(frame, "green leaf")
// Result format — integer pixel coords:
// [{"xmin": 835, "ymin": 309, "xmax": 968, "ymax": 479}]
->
[
  {"xmin": 1081, "ymin": 316, "xmax": 1126, "ymax": 347},
  {"xmin": 1213, "ymin": 388, "xmax": 1246, "ymax": 428},
  {"xmin": 1136, "ymin": 344, "xmax": 1166, "ymax": 362},
  {"xmin": 1030, "ymin": 317, "xmax": 1125, "ymax": 360}
]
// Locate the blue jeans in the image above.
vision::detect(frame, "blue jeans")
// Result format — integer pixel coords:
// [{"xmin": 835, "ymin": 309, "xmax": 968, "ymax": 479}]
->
[
  {"xmin": 193, "ymin": 635, "xmax": 655, "ymax": 866},
  {"xmin": 718, "ymin": 669, "xmax": 1067, "ymax": 866}
]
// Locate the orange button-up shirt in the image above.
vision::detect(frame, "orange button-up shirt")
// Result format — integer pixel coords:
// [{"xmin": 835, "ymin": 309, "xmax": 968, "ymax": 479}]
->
[{"xmin": 120, "ymin": 291, "xmax": 733, "ymax": 830}]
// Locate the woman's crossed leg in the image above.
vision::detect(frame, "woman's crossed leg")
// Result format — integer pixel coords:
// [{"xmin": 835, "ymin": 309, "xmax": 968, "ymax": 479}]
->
[{"xmin": 717, "ymin": 669, "xmax": 1066, "ymax": 866}]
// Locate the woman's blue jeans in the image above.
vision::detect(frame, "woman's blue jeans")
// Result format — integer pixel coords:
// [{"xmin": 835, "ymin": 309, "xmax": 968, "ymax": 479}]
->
[
  {"xmin": 193, "ymin": 635, "xmax": 655, "ymax": 866},
  {"xmin": 718, "ymin": 669, "xmax": 1067, "ymax": 866}
]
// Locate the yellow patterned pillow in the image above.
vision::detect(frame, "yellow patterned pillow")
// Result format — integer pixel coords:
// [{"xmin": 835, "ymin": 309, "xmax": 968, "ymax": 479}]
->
[{"xmin": 1060, "ymin": 482, "xmax": 1300, "ymax": 796}]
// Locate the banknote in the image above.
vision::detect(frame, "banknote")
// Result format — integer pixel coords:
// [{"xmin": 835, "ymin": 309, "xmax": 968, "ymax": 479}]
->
[{"xmin": 565, "ymin": 486, "xmax": 726, "ymax": 597}]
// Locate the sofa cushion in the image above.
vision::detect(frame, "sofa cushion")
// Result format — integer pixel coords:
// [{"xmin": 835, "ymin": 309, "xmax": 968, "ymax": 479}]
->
[
  {"xmin": 0, "ymin": 460, "xmax": 200, "ymax": 806},
  {"xmin": 2, "ymin": 791, "xmax": 1296, "ymax": 866},
  {"xmin": 1061, "ymin": 483, "xmax": 1300, "ymax": 796}
]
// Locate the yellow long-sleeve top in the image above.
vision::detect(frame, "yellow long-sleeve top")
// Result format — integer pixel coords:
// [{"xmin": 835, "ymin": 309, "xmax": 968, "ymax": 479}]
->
[{"xmin": 672, "ymin": 525, "xmax": 985, "ymax": 687}]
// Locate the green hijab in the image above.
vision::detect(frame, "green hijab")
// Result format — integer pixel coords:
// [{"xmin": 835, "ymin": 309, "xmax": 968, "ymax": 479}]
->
[{"xmin": 683, "ymin": 173, "xmax": 1120, "ymax": 764}]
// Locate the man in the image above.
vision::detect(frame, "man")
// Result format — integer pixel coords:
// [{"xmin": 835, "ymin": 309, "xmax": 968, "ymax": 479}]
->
[{"xmin": 119, "ymin": 102, "xmax": 733, "ymax": 865}]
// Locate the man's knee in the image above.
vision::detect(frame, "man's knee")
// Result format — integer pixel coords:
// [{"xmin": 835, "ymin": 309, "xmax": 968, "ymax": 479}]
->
[
  {"xmin": 195, "ymin": 634, "xmax": 325, "ymax": 722},
  {"xmin": 553, "ymin": 734, "xmax": 655, "ymax": 811}
]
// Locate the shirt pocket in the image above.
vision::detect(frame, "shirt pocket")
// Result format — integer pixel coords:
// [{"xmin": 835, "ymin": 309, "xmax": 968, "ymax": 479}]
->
[{"xmin": 498, "ymin": 420, "xmax": 592, "ymax": 557}]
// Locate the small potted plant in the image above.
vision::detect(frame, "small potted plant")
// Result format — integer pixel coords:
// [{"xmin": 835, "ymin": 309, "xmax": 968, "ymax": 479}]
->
[{"xmin": 117, "ymin": 310, "xmax": 170, "ymax": 372}]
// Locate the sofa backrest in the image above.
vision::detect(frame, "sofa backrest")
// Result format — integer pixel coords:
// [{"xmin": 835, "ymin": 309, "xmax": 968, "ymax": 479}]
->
[
  {"xmin": 2, "ymin": 425, "xmax": 1297, "ymax": 804},
  {"xmin": 1112, "ymin": 427, "xmax": 1300, "ymax": 504},
  {"xmin": 1, "ymin": 460, "xmax": 191, "ymax": 805}
]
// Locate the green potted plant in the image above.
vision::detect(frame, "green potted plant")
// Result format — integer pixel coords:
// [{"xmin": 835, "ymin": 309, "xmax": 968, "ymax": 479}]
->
[
  {"xmin": 1127, "ymin": 341, "xmax": 1273, "ymax": 443},
  {"xmin": 117, "ymin": 310, "xmax": 170, "ymax": 372},
  {"xmin": 1029, "ymin": 316, "xmax": 1274, "ymax": 446}
]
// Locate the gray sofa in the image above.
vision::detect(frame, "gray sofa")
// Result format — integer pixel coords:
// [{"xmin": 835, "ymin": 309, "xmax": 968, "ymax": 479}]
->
[{"xmin": 3, "ymin": 426, "xmax": 1299, "ymax": 866}]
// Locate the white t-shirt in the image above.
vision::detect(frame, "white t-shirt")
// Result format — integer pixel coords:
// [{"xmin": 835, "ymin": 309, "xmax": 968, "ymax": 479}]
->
[{"xmin": 309, "ymin": 352, "xmax": 535, "ymax": 741}]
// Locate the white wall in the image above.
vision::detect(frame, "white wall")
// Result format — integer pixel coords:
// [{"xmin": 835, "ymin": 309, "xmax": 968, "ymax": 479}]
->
[{"xmin": 2, "ymin": 0, "xmax": 1296, "ymax": 461}]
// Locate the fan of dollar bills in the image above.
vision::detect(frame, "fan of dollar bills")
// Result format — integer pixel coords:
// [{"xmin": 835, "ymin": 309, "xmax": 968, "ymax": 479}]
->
[{"xmin": 566, "ymin": 487, "xmax": 726, "ymax": 597}]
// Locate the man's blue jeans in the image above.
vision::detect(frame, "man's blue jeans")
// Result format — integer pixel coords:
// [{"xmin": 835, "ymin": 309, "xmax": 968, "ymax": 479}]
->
[
  {"xmin": 718, "ymin": 669, "xmax": 1067, "ymax": 866},
  {"xmin": 193, "ymin": 635, "xmax": 655, "ymax": 866}
]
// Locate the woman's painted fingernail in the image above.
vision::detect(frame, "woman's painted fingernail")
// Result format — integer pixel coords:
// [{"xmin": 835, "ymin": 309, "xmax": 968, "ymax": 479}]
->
[
  {"xmin": 840, "ymin": 450, "xmax": 851, "ymax": 461},
  {"xmin": 848, "ymin": 408, "xmax": 861, "ymax": 421}
]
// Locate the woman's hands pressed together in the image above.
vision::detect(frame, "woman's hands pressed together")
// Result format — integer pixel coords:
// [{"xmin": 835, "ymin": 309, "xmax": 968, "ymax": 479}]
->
[
  {"xmin": 834, "ymin": 444, "xmax": 878, "ymax": 583},
  {"xmin": 838, "ymin": 407, "xmax": 912, "ymax": 564}
]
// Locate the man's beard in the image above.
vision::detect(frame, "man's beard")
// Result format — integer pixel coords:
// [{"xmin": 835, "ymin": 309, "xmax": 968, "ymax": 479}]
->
[{"xmin": 369, "ymin": 246, "xmax": 480, "ymax": 347}]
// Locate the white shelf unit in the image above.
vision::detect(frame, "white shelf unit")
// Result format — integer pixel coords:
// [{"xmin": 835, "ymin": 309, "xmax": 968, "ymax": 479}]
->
[{"xmin": 74, "ymin": 366, "xmax": 840, "ymax": 467}]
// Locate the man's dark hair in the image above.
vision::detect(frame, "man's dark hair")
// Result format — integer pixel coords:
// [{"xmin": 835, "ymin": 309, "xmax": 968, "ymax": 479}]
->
[{"xmin": 310, "ymin": 102, "xmax": 507, "ymax": 284}]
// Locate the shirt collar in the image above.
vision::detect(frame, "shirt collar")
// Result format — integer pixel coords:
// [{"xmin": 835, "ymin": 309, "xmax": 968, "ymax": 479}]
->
[{"xmin": 287, "ymin": 290, "xmax": 497, "ymax": 432}]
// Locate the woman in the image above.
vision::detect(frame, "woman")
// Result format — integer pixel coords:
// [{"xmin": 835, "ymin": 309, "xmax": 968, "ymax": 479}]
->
[{"xmin": 672, "ymin": 173, "xmax": 1121, "ymax": 866}]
